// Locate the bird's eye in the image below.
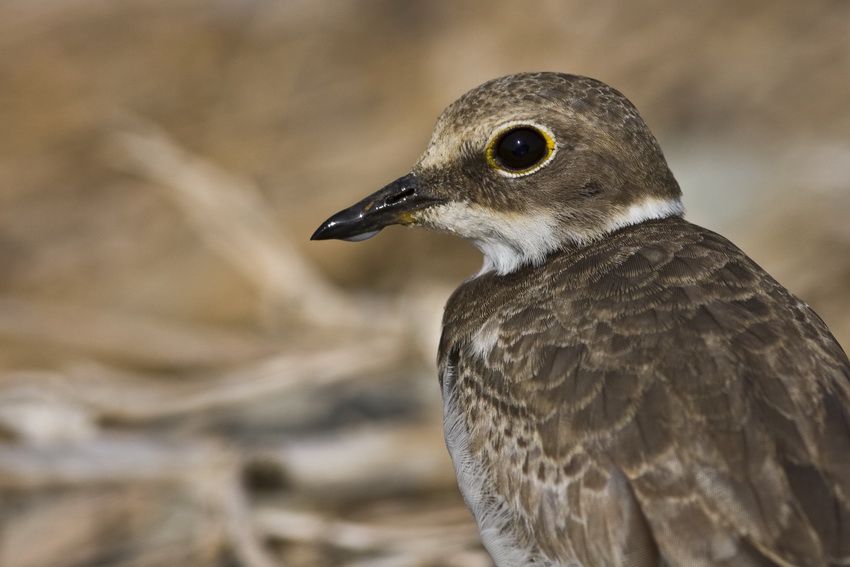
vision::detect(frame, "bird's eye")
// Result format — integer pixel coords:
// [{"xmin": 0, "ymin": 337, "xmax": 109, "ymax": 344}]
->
[{"xmin": 486, "ymin": 124, "xmax": 556, "ymax": 176}]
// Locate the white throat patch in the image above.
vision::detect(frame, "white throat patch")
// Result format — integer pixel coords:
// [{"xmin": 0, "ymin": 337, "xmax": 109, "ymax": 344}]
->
[
  {"xmin": 420, "ymin": 202, "xmax": 561, "ymax": 276},
  {"xmin": 420, "ymin": 197, "xmax": 684, "ymax": 277}
]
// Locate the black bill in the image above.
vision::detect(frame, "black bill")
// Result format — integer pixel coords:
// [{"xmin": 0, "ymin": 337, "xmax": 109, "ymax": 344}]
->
[{"xmin": 311, "ymin": 174, "xmax": 440, "ymax": 241}]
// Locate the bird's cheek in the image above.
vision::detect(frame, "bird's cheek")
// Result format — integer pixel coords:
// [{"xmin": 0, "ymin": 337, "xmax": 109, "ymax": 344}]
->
[
  {"xmin": 397, "ymin": 211, "xmax": 417, "ymax": 225},
  {"xmin": 406, "ymin": 207, "xmax": 440, "ymax": 229}
]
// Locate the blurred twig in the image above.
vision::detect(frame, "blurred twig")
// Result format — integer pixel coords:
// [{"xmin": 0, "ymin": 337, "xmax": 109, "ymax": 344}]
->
[
  {"xmin": 255, "ymin": 505, "xmax": 478, "ymax": 553},
  {"xmin": 57, "ymin": 337, "xmax": 402, "ymax": 422},
  {"xmin": 254, "ymin": 420, "xmax": 455, "ymax": 500},
  {"xmin": 0, "ymin": 297, "xmax": 268, "ymax": 367},
  {"xmin": 0, "ymin": 435, "xmax": 279, "ymax": 567},
  {"xmin": 111, "ymin": 121, "xmax": 403, "ymax": 334},
  {"xmin": 0, "ymin": 435, "xmax": 230, "ymax": 489}
]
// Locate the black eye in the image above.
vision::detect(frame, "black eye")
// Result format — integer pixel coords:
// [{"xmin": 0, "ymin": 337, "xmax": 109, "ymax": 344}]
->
[{"xmin": 493, "ymin": 127, "xmax": 549, "ymax": 171}]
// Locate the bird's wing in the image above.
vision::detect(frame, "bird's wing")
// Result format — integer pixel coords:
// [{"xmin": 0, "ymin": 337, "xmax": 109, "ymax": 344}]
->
[{"xmin": 446, "ymin": 222, "xmax": 850, "ymax": 566}]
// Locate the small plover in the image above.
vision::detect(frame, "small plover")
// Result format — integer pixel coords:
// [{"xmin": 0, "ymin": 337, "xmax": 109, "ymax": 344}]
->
[{"xmin": 313, "ymin": 72, "xmax": 850, "ymax": 567}]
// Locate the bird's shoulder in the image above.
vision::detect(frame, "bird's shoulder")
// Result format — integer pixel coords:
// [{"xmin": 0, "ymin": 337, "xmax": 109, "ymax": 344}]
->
[
  {"xmin": 438, "ymin": 216, "xmax": 850, "ymax": 566},
  {"xmin": 440, "ymin": 216, "xmax": 848, "ymax": 378}
]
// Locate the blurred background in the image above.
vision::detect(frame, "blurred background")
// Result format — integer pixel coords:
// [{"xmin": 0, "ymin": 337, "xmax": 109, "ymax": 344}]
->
[{"xmin": 0, "ymin": 1, "xmax": 848, "ymax": 566}]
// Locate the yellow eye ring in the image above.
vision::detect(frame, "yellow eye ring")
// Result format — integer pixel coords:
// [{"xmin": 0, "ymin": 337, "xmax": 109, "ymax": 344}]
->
[{"xmin": 485, "ymin": 122, "xmax": 557, "ymax": 178}]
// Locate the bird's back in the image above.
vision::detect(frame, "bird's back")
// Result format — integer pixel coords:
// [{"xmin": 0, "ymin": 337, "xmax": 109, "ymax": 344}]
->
[{"xmin": 438, "ymin": 216, "xmax": 850, "ymax": 567}]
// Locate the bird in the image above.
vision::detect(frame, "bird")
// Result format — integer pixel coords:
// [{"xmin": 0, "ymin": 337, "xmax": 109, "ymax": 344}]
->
[{"xmin": 311, "ymin": 72, "xmax": 850, "ymax": 566}]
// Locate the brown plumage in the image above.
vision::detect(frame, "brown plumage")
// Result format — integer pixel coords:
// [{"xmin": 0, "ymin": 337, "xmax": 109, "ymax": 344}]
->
[
  {"xmin": 312, "ymin": 72, "xmax": 850, "ymax": 566},
  {"xmin": 440, "ymin": 217, "xmax": 850, "ymax": 566}
]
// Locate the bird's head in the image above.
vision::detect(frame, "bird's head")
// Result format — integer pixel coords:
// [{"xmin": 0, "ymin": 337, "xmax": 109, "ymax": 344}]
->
[{"xmin": 312, "ymin": 72, "xmax": 683, "ymax": 275}]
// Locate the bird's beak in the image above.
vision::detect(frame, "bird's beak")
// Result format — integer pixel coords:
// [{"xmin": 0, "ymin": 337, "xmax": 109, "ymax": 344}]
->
[{"xmin": 311, "ymin": 174, "xmax": 440, "ymax": 242}]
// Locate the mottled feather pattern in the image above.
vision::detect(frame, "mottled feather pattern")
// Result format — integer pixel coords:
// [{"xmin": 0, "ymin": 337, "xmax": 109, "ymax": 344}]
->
[
  {"xmin": 439, "ymin": 217, "xmax": 850, "ymax": 567},
  {"xmin": 313, "ymin": 70, "xmax": 850, "ymax": 566}
]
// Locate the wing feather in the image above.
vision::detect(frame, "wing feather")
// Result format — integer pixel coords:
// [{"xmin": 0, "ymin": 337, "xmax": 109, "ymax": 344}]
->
[{"xmin": 441, "ymin": 218, "xmax": 850, "ymax": 566}]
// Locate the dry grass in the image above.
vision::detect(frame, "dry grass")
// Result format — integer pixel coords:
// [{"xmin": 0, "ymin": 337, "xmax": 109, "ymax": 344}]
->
[{"xmin": 0, "ymin": 1, "xmax": 848, "ymax": 566}]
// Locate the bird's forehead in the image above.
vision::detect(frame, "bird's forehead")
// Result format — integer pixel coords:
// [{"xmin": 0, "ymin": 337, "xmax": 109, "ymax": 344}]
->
[
  {"xmin": 416, "ymin": 79, "xmax": 561, "ymax": 171},
  {"xmin": 416, "ymin": 106, "xmax": 533, "ymax": 170}
]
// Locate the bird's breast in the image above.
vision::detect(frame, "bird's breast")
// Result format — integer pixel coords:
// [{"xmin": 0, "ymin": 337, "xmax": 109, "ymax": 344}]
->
[{"xmin": 440, "ymin": 360, "xmax": 552, "ymax": 567}]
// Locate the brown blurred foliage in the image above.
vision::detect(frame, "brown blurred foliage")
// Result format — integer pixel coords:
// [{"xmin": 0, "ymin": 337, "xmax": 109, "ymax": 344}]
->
[{"xmin": 0, "ymin": 1, "xmax": 848, "ymax": 566}]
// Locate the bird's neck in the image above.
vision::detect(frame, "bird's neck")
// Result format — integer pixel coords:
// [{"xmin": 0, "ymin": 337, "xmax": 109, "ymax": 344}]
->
[{"xmin": 475, "ymin": 196, "xmax": 685, "ymax": 277}]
